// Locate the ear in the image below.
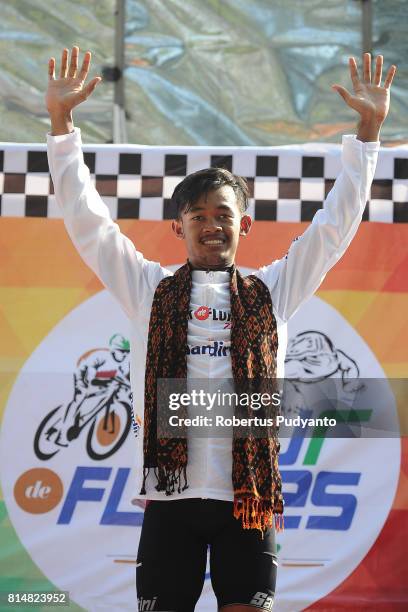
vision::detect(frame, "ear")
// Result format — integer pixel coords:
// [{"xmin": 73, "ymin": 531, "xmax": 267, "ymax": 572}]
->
[
  {"xmin": 239, "ymin": 214, "xmax": 252, "ymax": 236},
  {"xmin": 172, "ymin": 218, "xmax": 184, "ymax": 239}
]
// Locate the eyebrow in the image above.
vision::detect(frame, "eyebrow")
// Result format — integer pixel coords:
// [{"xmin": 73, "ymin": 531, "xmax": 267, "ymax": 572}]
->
[{"xmin": 187, "ymin": 203, "xmax": 235, "ymax": 213}]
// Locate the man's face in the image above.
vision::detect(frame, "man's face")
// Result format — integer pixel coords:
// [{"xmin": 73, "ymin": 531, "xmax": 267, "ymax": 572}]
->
[
  {"xmin": 111, "ymin": 348, "xmax": 129, "ymax": 363},
  {"xmin": 172, "ymin": 185, "xmax": 252, "ymax": 270}
]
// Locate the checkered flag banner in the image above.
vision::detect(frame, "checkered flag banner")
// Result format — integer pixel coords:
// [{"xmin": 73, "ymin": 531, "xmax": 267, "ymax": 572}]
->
[{"xmin": 0, "ymin": 141, "xmax": 407, "ymax": 222}]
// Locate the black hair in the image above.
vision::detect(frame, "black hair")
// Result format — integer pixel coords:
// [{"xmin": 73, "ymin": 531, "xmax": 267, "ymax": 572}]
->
[{"xmin": 171, "ymin": 167, "xmax": 249, "ymax": 218}]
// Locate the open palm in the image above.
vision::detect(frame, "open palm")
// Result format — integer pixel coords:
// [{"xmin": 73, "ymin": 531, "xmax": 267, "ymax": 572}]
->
[
  {"xmin": 46, "ymin": 47, "xmax": 101, "ymax": 115},
  {"xmin": 332, "ymin": 54, "xmax": 396, "ymax": 125}
]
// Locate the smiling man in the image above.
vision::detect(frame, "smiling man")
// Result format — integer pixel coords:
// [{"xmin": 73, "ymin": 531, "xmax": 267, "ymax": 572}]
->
[{"xmin": 46, "ymin": 47, "xmax": 395, "ymax": 612}]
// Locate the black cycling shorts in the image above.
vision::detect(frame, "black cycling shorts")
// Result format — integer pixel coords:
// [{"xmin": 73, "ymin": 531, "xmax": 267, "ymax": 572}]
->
[{"xmin": 136, "ymin": 498, "xmax": 277, "ymax": 611}]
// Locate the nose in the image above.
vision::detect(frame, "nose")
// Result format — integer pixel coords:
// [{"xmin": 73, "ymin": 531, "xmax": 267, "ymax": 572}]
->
[{"xmin": 202, "ymin": 219, "xmax": 223, "ymax": 233}]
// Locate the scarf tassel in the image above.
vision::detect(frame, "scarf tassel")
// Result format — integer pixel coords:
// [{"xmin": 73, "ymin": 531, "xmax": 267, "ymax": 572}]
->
[
  {"xmin": 140, "ymin": 465, "xmax": 189, "ymax": 496},
  {"xmin": 233, "ymin": 496, "xmax": 284, "ymax": 539}
]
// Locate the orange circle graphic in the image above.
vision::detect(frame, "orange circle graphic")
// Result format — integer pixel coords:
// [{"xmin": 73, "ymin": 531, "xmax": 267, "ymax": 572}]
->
[{"xmin": 14, "ymin": 468, "xmax": 63, "ymax": 514}]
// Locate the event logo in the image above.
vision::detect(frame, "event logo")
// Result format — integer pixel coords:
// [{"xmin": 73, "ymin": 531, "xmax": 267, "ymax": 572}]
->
[{"xmin": 0, "ymin": 286, "xmax": 400, "ymax": 612}]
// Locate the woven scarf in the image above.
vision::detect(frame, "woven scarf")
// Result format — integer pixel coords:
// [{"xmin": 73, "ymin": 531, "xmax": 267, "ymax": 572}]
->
[{"xmin": 140, "ymin": 261, "xmax": 284, "ymax": 534}]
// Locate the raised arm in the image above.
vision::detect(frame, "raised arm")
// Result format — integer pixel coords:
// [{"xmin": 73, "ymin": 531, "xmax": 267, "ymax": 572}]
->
[
  {"xmin": 46, "ymin": 47, "xmax": 169, "ymax": 319},
  {"xmin": 256, "ymin": 54, "xmax": 396, "ymax": 322}
]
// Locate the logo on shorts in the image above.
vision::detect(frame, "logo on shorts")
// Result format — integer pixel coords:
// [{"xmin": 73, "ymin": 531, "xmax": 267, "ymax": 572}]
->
[
  {"xmin": 137, "ymin": 596, "xmax": 158, "ymax": 611},
  {"xmin": 249, "ymin": 591, "xmax": 274, "ymax": 610}
]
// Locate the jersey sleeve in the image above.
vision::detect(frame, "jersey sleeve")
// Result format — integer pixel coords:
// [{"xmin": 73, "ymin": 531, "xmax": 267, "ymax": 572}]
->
[
  {"xmin": 254, "ymin": 135, "xmax": 379, "ymax": 322},
  {"xmin": 47, "ymin": 128, "xmax": 170, "ymax": 319}
]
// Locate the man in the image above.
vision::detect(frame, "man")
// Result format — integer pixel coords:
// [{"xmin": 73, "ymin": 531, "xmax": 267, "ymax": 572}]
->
[{"xmin": 46, "ymin": 47, "xmax": 395, "ymax": 612}]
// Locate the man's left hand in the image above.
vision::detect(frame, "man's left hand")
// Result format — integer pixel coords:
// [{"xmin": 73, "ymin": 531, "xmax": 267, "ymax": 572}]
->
[{"xmin": 332, "ymin": 53, "xmax": 397, "ymax": 141}]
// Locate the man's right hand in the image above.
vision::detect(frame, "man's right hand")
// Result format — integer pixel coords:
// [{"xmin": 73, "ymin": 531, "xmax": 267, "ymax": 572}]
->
[{"xmin": 46, "ymin": 46, "xmax": 102, "ymax": 135}]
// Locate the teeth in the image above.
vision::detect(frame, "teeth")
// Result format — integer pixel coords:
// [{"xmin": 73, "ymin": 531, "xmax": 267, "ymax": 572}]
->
[{"xmin": 203, "ymin": 240, "xmax": 224, "ymax": 245}]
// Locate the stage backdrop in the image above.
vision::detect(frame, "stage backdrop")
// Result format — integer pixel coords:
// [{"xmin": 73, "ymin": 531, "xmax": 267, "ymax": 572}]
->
[{"xmin": 0, "ymin": 140, "xmax": 407, "ymax": 611}]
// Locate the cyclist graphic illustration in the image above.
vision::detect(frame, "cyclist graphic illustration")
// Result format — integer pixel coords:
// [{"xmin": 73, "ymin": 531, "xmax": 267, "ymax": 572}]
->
[
  {"xmin": 75, "ymin": 333, "xmax": 130, "ymax": 400},
  {"xmin": 282, "ymin": 330, "xmax": 363, "ymax": 419},
  {"xmin": 284, "ymin": 331, "xmax": 360, "ymax": 383},
  {"xmin": 34, "ymin": 334, "xmax": 140, "ymax": 461}
]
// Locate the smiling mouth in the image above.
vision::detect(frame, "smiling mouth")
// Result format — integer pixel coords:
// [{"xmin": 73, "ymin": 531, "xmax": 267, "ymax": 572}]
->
[{"xmin": 200, "ymin": 237, "xmax": 226, "ymax": 246}]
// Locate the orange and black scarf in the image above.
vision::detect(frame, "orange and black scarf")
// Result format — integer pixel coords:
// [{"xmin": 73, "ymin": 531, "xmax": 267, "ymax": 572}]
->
[{"xmin": 140, "ymin": 261, "xmax": 284, "ymax": 534}]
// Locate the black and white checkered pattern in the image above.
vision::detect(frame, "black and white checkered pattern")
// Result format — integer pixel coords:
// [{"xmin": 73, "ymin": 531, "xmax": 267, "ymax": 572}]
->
[{"xmin": 0, "ymin": 142, "xmax": 407, "ymax": 222}]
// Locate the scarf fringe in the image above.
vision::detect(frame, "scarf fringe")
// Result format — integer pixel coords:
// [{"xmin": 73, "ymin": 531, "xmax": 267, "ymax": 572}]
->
[
  {"xmin": 140, "ymin": 465, "xmax": 188, "ymax": 496},
  {"xmin": 233, "ymin": 496, "xmax": 284, "ymax": 539}
]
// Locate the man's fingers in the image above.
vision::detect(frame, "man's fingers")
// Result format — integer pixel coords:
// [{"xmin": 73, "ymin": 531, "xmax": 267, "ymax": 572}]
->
[
  {"xmin": 349, "ymin": 57, "xmax": 360, "ymax": 90},
  {"xmin": 363, "ymin": 52, "xmax": 371, "ymax": 83},
  {"xmin": 384, "ymin": 64, "xmax": 397, "ymax": 89},
  {"xmin": 78, "ymin": 51, "xmax": 92, "ymax": 82},
  {"xmin": 374, "ymin": 55, "xmax": 383, "ymax": 86},
  {"xmin": 82, "ymin": 76, "xmax": 102, "ymax": 100},
  {"xmin": 60, "ymin": 48, "xmax": 68, "ymax": 78},
  {"xmin": 68, "ymin": 46, "xmax": 79, "ymax": 78},
  {"xmin": 48, "ymin": 58, "xmax": 55, "ymax": 81},
  {"xmin": 332, "ymin": 84, "xmax": 352, "ymax": 104}
]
